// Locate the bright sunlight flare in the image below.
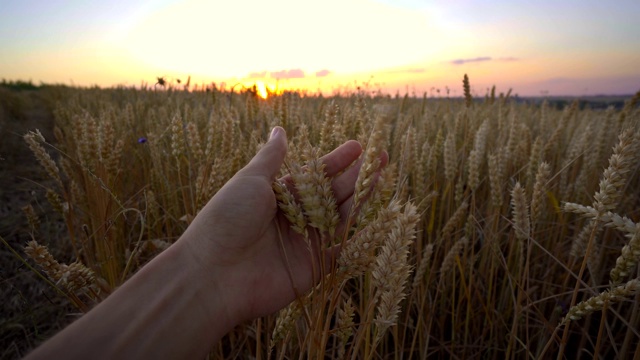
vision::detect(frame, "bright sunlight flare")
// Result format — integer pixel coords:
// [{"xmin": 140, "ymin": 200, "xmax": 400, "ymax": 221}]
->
[{"xmin": 256, "ymin": 81, "xmax": 268, "ymax": 100}]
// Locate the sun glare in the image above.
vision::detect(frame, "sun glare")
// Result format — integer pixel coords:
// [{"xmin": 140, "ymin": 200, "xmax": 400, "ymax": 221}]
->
[{"xmin": 256, "ymin": 81, "xmax": 268, "ymax": 100}]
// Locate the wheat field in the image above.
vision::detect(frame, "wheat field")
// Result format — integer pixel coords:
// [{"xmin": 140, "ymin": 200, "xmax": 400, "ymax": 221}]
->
[{"xmin": 2, "ymin": 78, "xmax": 640, "ymax": 359}]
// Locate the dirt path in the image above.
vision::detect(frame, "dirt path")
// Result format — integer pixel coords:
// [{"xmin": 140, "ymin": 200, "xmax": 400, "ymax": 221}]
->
[
  {"xmin": 0, "ymin": 90, "xmax": 73, "ymax": 359},
  {"xmin": 1, "ymin": 91, "xmax": 56, "ymax": 239}
]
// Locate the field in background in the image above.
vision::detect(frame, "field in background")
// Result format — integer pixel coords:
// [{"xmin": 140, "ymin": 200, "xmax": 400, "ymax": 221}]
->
[{"xmin": 1, "ymin": 80, "xmax": 639, "ymax": 359}]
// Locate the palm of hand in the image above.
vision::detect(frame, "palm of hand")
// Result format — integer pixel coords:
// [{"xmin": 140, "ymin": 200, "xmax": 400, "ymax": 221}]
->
[{"xmin": 183, "ymin": 139, "xmax": 374, "ymax": 323}]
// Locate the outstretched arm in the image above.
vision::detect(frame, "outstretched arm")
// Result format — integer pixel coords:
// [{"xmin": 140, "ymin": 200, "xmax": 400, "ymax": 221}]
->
[{"xmin": 26, "ymin": 127, "xmax": 384, "ymax": 359}]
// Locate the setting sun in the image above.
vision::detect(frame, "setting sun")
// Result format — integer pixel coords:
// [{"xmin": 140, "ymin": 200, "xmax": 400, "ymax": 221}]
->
[{"xmin": 255, "ymin": 81, "xmax": 268, "ymax": 100}]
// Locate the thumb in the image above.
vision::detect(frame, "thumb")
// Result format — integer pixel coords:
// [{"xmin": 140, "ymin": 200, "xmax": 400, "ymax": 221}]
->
[{"xmin": 238, "ymin": 127, "xmax": 287, "ymax": 180}]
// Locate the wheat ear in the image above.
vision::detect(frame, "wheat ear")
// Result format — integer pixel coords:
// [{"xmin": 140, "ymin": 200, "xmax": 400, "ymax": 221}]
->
[
  {"xmin": 270, "ymin": 300, "xmax": 303, "ymax": 349},
  {"xmin": 511, "ymin": 182, "xmax": 530, "ymax": 241},
  {"xmin": 530, "ymin": 162, "xmax": 550, "ymax": 230},
  {"xmin": 412, "ymin": 243, "xmax": 434, "ymax": 292},
  {"xmin": 338, "ymin": 201, "xmax": 402, "ymax": 280},
  {"xmin": 373, "ymin": 203, "xmax": 420, "ymax": 343},
  {"xmin": 352, "ymin": 112, "xmax": 387, "ymax": 212},
  {"xmin": 272, "ymin": 180, "xmax": 308, "ymax": 237},
  {"xmin": 561, "ymin": 278, "xmax": 640, "ymax": 325},
  {"xmin": 289, "ymin": 148, "xmax": 339, "ymax": 237},
  {"xmin": 24, "ymin": 130, "xmax": 63, "ymax": 190},
  {"xmin": 439, "ymin": 236, "xmax": 468, "ymax": 276},
  {"xmin": 609, "ymin": 223, "xmax": 640, "ymax": 284},
  {"xmin": 24, "ymin": 240, "xmax": 96, "ymax": 293},
  {"xmin": 335, "ymin": 297, "xmax": 355, "ymax": 359},
  {"xmin": 593, "ymin": 128, "xmax": 638, "ymax": 213}
]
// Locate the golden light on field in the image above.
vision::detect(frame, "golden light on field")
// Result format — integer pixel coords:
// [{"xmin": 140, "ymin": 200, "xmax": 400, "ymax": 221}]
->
[
  {"xmin": 255, "ymin": 81, "xmax": 268, "ymax": 100},
  {"xmin": 9, "ymin": 83, "xmax": 640, "ymax": 359}
]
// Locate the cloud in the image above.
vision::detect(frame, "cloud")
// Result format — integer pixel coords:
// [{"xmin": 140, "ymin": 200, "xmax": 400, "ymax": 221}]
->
[
  {"xmin": 450, "ymin": 57, "xmax": 492, "ymax": 65},
  {"xmin": 270, "ymin": 69, "xmax": 305, "ymax": 79},
  {"xmin": 450, "ymin": 56, "xmax": 519, "ymax": 65},
  {"xmin": 247, "ymin": 71, "xmax": 267, "ymax": 79},
  {"xmin": 378, "ymin": 67, "xmax": 426, "ymax": 75},
  {"xmin": 315, "ymin": 69, "xmax": 331, "ymax": 77}
]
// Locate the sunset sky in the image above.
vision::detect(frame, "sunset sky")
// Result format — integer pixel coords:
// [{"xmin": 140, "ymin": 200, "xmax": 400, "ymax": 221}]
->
[{"xmin": 1, "ymin": 0, "xmax": 639, "ymax": 96}]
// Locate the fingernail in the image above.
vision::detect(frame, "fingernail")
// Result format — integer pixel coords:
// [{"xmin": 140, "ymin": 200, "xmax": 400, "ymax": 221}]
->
[{"xmin": 269, "ymin": 127, "xmax": 280, "ymax": 140}]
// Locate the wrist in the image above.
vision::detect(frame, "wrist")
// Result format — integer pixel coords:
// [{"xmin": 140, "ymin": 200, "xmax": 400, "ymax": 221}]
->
[
  {"xmin": 26, "ymin": 236, "xmax": 239, "ymax": 360},
  {"xmin": 174, "ymin": 233, "xmax": 241, "ymax": 334}
]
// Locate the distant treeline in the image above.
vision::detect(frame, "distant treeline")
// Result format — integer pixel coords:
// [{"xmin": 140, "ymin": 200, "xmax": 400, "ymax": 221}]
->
[
  {"xmin": 521, "ymin": 96, "xmax": 635, "ymax": 110},
  {"xmin": 0, "ymin": 79, "xmax": 43, "ymax": 91},
  {"xmin": 2, "ymin": 78, "xmax": 636, "ymax": 110}
]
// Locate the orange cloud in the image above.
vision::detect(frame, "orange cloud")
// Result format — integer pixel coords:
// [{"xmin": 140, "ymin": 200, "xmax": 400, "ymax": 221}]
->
[{"xmin": 315, "ymin": 69, "xmax": 331, "ymax": 77}]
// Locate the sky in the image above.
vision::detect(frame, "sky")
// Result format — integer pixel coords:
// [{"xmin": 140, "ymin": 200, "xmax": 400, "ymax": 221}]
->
[{"xmin": 1, "ymin": 0, "xmax": 639, "ymax": 96}]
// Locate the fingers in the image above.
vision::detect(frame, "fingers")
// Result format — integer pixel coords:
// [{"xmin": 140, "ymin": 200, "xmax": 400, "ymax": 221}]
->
[
  {"xmin": 279, "ymin": 140, "xmax": 362, "ymax": 181},
  {"xmin": 333, "ymin": 151, "xmax": 388, "ymax": 236},
  {"xmin": 331, "ymin": 150, "xmax": 389, "ymax": 204},
  {"xmin": 276, "ymin": 139, "xmax": 388, "ymax": 238},
  {"xmin": 238, "ymin": 127, "xmax": 287, "ymax": 180},
  {"xmin": 278, "ymin": 143, "xmax": 388, "ymax": 213},
  {"xmin": 277, "ymin": 139, "xmax": 362, "ymax": 195},
  {"xmin": 321, "ymin": 140, "xmax": 363, "ymax": 177}
]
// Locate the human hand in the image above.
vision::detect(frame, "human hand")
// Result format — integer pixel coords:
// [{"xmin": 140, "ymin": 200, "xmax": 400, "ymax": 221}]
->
[
  {"xmin": 23, "ymin": 126, "xmax": 388, "ymax": 360},
  {"xmin": 178, "ymin": 126, "xmax": 387, "ymax": 327}
]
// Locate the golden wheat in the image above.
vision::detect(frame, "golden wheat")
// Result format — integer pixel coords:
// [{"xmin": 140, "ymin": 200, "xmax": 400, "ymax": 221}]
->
[{"xmin": 7, "ymin": 79, "xmax": 640, "ymax": 359}]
